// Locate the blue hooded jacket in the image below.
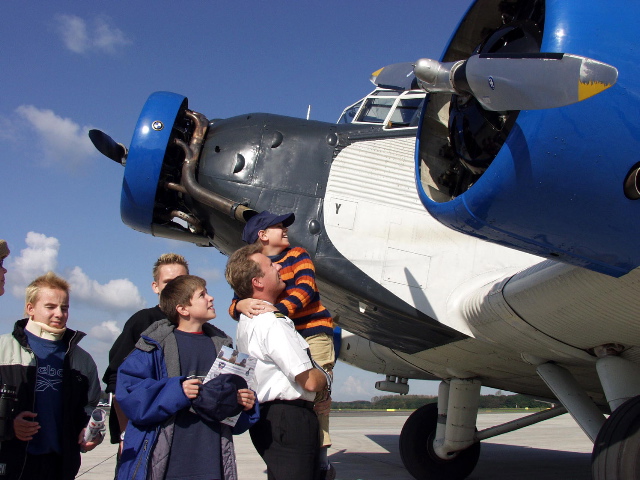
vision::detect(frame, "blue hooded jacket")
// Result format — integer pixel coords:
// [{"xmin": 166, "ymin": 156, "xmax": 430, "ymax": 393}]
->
[{"xmin": 116, "ymin": 319, "xmax": 259, "ymax": 480}]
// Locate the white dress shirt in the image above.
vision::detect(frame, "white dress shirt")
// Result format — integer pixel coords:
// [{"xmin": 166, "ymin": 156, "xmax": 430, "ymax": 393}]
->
[{"xmin": 236, "ymin": 309, "xmax": 315, "ymax": 403}]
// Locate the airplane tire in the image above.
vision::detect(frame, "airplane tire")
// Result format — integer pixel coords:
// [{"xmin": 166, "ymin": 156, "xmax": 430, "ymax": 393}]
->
[
  {"xmin": 592, "ymin": 395, "xmax": 640, "ymax": 480},
  {"xmin": 399, "ymin": 402, "xmax": 481, "ymax": 480}
]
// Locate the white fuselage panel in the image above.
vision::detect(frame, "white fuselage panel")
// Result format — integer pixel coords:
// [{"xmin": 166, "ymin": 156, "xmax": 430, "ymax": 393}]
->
[{"xmin": 324, "ymin": 137, "xmax": 542, "ymax": 336}]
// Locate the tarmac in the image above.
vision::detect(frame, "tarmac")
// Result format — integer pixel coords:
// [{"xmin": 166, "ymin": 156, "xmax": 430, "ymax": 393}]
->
[{"xmin": 76, "ymin": 411, "xmax": 594, "ymax": 480}]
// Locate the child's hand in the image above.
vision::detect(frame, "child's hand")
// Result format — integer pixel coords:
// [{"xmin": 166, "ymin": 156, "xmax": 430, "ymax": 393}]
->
[
  {"xmin": 237, "ymin": 388, "xmax": 255, "ymax": 411},
  {"xmin": 183, "ymin": 378, "xmax": 202, "ymax": 399},
  {"xmin": 237, "ymin": 298, "xmax": 277, "ymax": 318},
  {"xmin": 13, "ymin": 411, "xmax": 40, "ymax": 441}
]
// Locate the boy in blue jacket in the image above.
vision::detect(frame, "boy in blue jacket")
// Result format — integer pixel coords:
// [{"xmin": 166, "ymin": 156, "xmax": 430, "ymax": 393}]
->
[{"xmin": 116, "ymin": 275, "xmax": 258, "ymax": 480}]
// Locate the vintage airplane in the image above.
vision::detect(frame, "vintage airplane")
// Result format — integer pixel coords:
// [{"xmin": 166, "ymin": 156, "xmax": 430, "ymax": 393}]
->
[{"xmin": 89, "ymin": 0, "xmax": 640, "ymax": 478}]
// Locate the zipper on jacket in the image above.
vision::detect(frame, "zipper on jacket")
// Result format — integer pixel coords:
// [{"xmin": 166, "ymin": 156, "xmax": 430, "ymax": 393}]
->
[
  {"xmin": 131, "ymin": 438, "xmax": 149, "ymax": 479},
  {"xmin": 66, "ymin": 330, "xmax": 79, "ymax": 356}
]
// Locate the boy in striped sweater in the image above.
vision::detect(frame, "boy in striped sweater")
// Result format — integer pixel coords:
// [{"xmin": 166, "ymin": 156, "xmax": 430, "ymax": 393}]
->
[{"xmin": 229, "ymin": 211, "xmax": 336, "ymax": 479}]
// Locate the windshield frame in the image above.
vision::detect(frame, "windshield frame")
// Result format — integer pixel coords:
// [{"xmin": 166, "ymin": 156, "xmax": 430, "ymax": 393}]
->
[{"xmin": 337, "ymin": 89, "xmax": 426, "ymax": 130}]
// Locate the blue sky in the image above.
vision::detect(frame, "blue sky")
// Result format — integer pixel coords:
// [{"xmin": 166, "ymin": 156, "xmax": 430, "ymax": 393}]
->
[{"xmin": 0, "ymin": 1, "xmax": 474, "ymax": 401}]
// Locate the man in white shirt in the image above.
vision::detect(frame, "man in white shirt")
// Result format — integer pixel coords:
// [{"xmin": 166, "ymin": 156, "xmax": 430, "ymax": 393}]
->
[{"xmin": 225, "ymin": 243, "xmax": 330, "ymax": 480}]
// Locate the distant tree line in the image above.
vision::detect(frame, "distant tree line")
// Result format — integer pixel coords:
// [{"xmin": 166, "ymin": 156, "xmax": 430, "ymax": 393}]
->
[{"xmin": 333, "ymin": 394, "xmax": 551, "ymax": 410}]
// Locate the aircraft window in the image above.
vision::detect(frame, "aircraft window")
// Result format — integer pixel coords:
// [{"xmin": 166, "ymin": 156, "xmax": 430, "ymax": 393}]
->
[
  {"xmin": 356, "ymin": 97, "xmax": 395, "ymax": 124},
  {"xmin": 338, "ymin": 99, "xmax": 364, "ymax": 124},
  {"xmin": 387, "ymin": 97, "xmax": 424, "ymax": 128},
  {"xmin": 371, "ymin": 90, "xmax": 399, "ymax": 97}
]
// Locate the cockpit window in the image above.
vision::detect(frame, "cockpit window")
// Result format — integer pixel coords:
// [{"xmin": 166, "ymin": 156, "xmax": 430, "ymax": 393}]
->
[
  {"xmin": 337, "ymin": 99, "xmax": 363, "ymax": 124},
  {"xmin": 370, "ymin": 90, "xmax": 400, "ymax": 97},
  {"xmin": 339, "ymin": 89, "xmax": 426, "ymax": 129},
  {"xmin": 356, "ymin": 97, "xmax": 395, "ymax": 124},
  {"xmin": 388, "ymin": 97, "xmax": 424, "ymax": 128}
]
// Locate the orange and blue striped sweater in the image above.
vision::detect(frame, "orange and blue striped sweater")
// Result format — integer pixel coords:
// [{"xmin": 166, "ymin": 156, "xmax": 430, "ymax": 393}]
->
[{"xmin": 230, "ymin": 247, "xmax": 334, "ymax": 338}]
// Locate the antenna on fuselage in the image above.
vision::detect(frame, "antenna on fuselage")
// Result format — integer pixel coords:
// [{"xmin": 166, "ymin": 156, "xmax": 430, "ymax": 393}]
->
[{"xmin": 306, "ymin": 105, "xmax": 311, "ymax": 120}]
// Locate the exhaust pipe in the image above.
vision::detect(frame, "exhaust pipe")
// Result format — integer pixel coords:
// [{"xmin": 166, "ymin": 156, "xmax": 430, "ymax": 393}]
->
[{"xmin": 174, "ymin": 110, "xmax": 256, "ymax": 222}]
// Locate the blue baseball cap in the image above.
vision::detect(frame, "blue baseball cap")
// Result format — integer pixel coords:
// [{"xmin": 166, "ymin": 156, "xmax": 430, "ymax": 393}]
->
[{"xmin": 242, "ymin": 211, "xmax": 295, "ymax": 244}]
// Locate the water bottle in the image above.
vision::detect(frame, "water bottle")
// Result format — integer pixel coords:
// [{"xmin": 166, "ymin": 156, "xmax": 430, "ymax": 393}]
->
[{"xmin": 83, "ymin": 408, "xmax": 107, "ymax": 443}]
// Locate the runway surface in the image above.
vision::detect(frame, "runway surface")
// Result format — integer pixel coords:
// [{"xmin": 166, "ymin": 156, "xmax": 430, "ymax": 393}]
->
[{"xmin": 76, "ymin": 411, "xmax": 593, "ymax": 480}]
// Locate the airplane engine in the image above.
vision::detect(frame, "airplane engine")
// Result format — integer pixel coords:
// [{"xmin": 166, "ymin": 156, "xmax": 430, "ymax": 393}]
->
[
  {"xmin": 414, "ymin": 0, "xmax": 639, "ymax": 277},
  {"xmin": 116, "ymin": 91, "xmax": 342, "ymax": 258}
]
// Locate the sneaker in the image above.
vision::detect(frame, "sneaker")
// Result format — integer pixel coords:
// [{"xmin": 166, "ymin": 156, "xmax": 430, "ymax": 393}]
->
[{"xmin": 319, "ymin": 463, "xmax": 336, "ymax": 480}]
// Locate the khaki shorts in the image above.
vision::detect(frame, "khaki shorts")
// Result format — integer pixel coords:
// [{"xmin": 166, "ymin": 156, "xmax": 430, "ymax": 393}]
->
[{"xmin": 305, "ymin": 332, "xmax": 335, "ymax": 370}]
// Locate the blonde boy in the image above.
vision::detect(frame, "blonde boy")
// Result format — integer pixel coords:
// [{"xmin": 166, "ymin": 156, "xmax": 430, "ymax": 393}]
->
[{"xmin": 0, "ymin": 272, "xmax": 101, "ymax": 480}]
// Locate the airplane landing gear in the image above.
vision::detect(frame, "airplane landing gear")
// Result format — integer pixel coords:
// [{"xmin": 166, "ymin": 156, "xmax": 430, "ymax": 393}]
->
[
  {"xmin": 398, "ymin": 378, "xmax": 566, "ymax": 480},
  {"xmin": 591, "ymin": 395, "xmax": 640, "ymax": 479},
  {"xmin": 399, "ymin": 402, "xmax": 481, "ymax": 480},
  {"xmin": 399, "ymin": 356, "xmax": 640, "ymax": 479}
]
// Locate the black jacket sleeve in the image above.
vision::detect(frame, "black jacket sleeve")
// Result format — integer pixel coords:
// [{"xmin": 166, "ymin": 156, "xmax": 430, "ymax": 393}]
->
[{"xmin": 102, "ymin": 306, "xmax": 165, "ymax": 392}]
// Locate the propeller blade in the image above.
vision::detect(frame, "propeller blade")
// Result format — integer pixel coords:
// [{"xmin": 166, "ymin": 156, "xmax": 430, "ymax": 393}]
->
[
  {"xmin": 88, "ymin": 129, "xmax": 127, "ymax": 165},
  {"xmin": 415, "ymin": 53, "xmax": 618, "ymax": 111},
  {"xmin": 370, "ymin": 62, "xmax": 417, "ymax": 90}
]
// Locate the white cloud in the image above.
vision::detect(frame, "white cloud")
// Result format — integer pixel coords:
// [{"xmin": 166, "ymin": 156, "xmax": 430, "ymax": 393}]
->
[
  {"xmin": 93, "ymin": 17, "xmax": 130, "ymax": 53},
  {"xmin": 90, "ymin": 320, "xmax": 121, "ymax": 343},
  {"xmin": 10, "ymin": 232, "xmax": 60, "ymax": 295},
  {"xmin": 55, "ymin": 14, "xmax": 130, "ymax": 54},
  {"xmin": 15, "ymin": 105, "xmax": 96, "ymax": 168},
  {"xmin": 67, "ymin": 266, "xmax": 146, "ymax": 314},
  {"xmin": 337, "ymin": 375, "xmax": 371, "ymax": 399},
  {"xmin": 55, "ymin": 14, "xmax": 88, "ymax": 53},
  {"xmin": 9, "ymin": 232, "xmax": 146, "ymax": 314},
  {"xmin": 195, "ymin": 267, "xmax": 224, "ymax": 284}
]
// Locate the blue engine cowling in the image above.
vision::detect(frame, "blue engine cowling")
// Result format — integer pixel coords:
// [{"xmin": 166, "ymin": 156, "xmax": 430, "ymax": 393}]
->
[
  {"xmin": 121, "ymin": 91, "xmax": 187, "ymax": 234},
  {"xmin": 416, "ymin": 0, "xmax": 640, "ymax": 277}
]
